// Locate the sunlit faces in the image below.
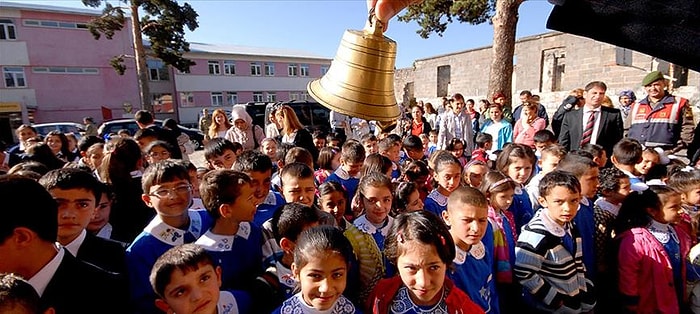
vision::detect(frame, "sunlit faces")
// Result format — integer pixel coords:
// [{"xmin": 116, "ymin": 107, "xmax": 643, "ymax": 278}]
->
[
  {"xmin": 155, "ymin": 264, "xmax": 222, "ymax": 314},
  {"xmin": 584, "ymin": 86, "xmax": 606, "ymax": 108},
  {"xmin": 228, "ymin": 183, "xmax": 257, "ymax": 223},
  {"xmin": 650, "ymin": 193, "xmax": 682, "ymax": 224},
  {"xmin": 538, "ymin": 153, "xmax": 561, "ymax": 175},
  {"xmin": 49, "ymin": 188, "xmax": 97, "ymax": 244},
  {"xmin": 428, "ymin": 133, "xmax": 437, "ymax": 144},
  {"xmin": 405, "ymin": 190, "xmax": 424, "ymax": 212},
  {"xmin": 450, "ymin": 144, "xmax": 464, "ymax": 159},
  {"xmin": 682, "ymin": 186, "xmax": 700, "ymax": 207},
  {"xmin": 489, "ymin": 106, "xmax": 503, "ymax": 122},
  {"xmin": 464, "ymin": 164, "xmax": 487, "ymax": 188},
  {"xmin": 233, "ymin": 119, "xmax": 247, "ymax": 131},
  {"xmin": 396, "ymin": 240, "xmax": 446, "ymax": 307},
  {"xmin": 363, "ymin": 140, "xmax": 378, "ymax": 155},
  {"xmin": 619, "ymin": 95, "xmax": 633, "ymax": 106},
  {"xmin": 644, "ymin": 80, "xmax": 666, "ymax": 100},
  {"xmin": 603, "ymin": 177, "xmax": 631, "ymax": 205},
  {"xmin": 362, "ymin": 186, "xmax": 392, "ymax": 224},
  {"xmin": 207, "ymin": 149, "xmax": 237, "ymax": 170},
  {"xmin": 435, "ymin": 164, "xmax": 461, "ymax": 194},
  {"xmin": 384, "ymin": 145, "xmax": 401, "ymax": 163},
  {"xmin": 246, "ymin": 170, "xmax": 273, "ymax": 204},
  {"xmin": 147, "ymin": 146, "xmax": 171, "ymax": 164},
  {"xmin": 538, "ymin": 186, "xmax": 581, "ymax": 226},
  {"xmin": 411, "ymin": 107, "xmax": 424, "ymax": 122},
  {"xmin": 506, "ymin": 158, "xmax": 533, "ymax": 185},
  {"xmin": 452, "ymin": 99, "xmax": 465, "ymax": 114},
  {"xmin": 521, "ymin": 106, "xmax": 535, "ymax": 120},
  {"xmin": 46, "ymin": 135, "xmax": 63, "ymax": 155},
  {"xmin": 87, "ymin": 192, "xmax": 112, "ymax": 233},
  {"xmin": 342, "ymin": 160, "xmax": 364, "ymax": 177},
  {"xmin": 489, "ymin": 189, "xmax": 514, "ymax": 212},
  {"xmin": 293, "ymin": 253, "xmax": 347, "ymax": 311},
  {"xmin": 313, "ymin": 138, "xmax": 326, "ymax": 150},
  {"xmin": 142, "ymin": 179, "xmax": 193, "ymax": 218},
  {"xmin": 261, "ymin": 140, "xmax": 277, "ymax": 160},
  {"xmin": 281, "ymin": 176, "xmax": 316, "ymax": 207},
  {"xmin": 320, "ymin": 191, "xmax": 347, "ymax": 224},
  {"xmin": 635, "ymin": 151, "xmax": 659, "ymax": 175},
  {"xmin": 443, "ymin": 202, "xmax": 488, "ymax": 250},
  {"xmin": 85, "ymin": 144, "xmax": 105, "ymax": 170},
  {"xmin": 17, "ymin": 128, "xmax": 37, "ymax": 143},
  {"xmin": 578, "ymin": 167, "xmax": 600, "ymax": 199},
  {"xmin": 214, "ymin": 112, "xmax": 228, "ymax": 125},
  {"xmin": 406, "ymin": 149, "xmax": 424, "ymax": 161}
]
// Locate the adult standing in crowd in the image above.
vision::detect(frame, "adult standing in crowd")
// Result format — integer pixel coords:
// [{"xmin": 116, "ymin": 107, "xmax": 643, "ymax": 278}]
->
[
  {"xmin": 628, "ymin": 71, "xmax": 694, "ymax": 154},
  {"xmin": 278, "ymin": 105, "xmax": 318, "ymax": 160},
  {"xmin": 134, "ymin": 110, "xmax": 182, "ymax": 159},
  {"xmin": 552, "ymin": 88, "xmax": 585, "ymax": 138},
  {"xmin": 512, "ymin": 90, "xmax": 549, "ymax": 127},
  {"xmin": 266, "ymin": 104, "xmax": 282, "ymax": 138},
  {"xmin": 492, "ymin": 92, "xmax": 514, "ymax": 123},
  {"xmin": 424, "ymin": 102, "xmax": 438, "ymax": 130},
  {"xmin": 558, "ymin": 81, "xmax": 624, "ymax": 157},
  {"xmin": 618, "ymin": 90, "xmax": 636, "ymax": 133},
  {"xmin": 198, "ymin": 108, "xmax": 211, "ymax": 135},
  {"xmin": 162, "ymin": 118, "xmax": 193, "ymax": 161},
  {"xmin": 83, "ymin": 117, "xmax": 98, "ymax": 137},
  {"xmin": 207, "ymin": 109, "xmax": 233, "ymax": 141},
  {"xmin": 225, "ymin": 105, "xmax": 265, "ymax": 150},
  {"xmin": 409, "ymin": 105, "xmax": 431, "ymax": 136},
  {"xmin": 437, "ymin": 93, "xmax": 474, "ymax": 154}
]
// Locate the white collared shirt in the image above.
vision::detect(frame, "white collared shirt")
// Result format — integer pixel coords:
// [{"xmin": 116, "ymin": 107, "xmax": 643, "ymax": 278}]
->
[
  {"xmin": 195, "ymin": 222, "xmax": 252, "ymax": 252},
  {"xmin": 582, "ymin": 106, "xmax": 602, "ymax": 145},
  {"xmin": 594, "ymin": 198, "xmax": 621, "ymax": 216},
  {"xmin": 143, "ymin": 210, "xmax": 205, "ymax": 246},
  {"xmin": 95, "ymin": 223, "xmax": 114, "ymax": 240},
  {"xmin": 64, "ymin": 229, "xmax": 87, "ymax": 257},
  {"xmin": 28, "ymin": 245, "xmax": 64, "ymax": 297}
]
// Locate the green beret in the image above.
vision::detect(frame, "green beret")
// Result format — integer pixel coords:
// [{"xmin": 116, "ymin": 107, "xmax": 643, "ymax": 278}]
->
[{"xmin": 642, "ymin": 71, "xmax": 665, "ymax": 86}]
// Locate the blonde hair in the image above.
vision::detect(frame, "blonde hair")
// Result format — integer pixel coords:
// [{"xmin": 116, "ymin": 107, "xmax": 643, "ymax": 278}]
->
[
  {"xmin": 208, "ymin": 109, "xmax": 232, "ymax": 139},
  {"xmin": 279, "ymin": 105, "xmax": 304, "ymax": 135}
]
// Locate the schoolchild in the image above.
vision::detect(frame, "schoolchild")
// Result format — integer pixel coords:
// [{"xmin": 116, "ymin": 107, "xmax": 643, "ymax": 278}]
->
[
  {"xmin": 480, "ymin": 103, "xmax": 513, "ymax": 152},
  {"xmin": 133, "ymin": 128, "xmax": 159, "ymax": 152},
  {"xmin": 183, "ymin": 161, "xmax": 204, "ymax": 208},
  {"xmin": 284, "ymin": 147, "xmax": 315, "ymax": 171},
  {"xmin": 516, "ymin": 171, "xmax": 596, "ymax": 313},
  {"xmin": 280, "ymin": 162, "xmax": 317, "ymax": 208},
  {"xmin": 361, "ymin": 133, "xmax": 379, "ymax": 155},
  {"xmin": 667, "ymin": 168, "xmax": 700, "ymax": 248},
  {"xmin": 0, "ymin": 273, "xmax": 48, "ymax": 314},
  {"xmin": 611, "ymin": 138, "xmax": 647, "ymax": 191},
  {"xmin": 378, "ymin": 137, "xmax": 402, "ymax": 180},
  {"xmin": 232, "ymin": 150, "xmax": 286, "ymax": 227},
  {"xmin": 443, "ymin": 186, "xmax": 499, "ymax": 313},
  {"xmin": 526, "ymin": 144, "xmax": 566, "ymax": 211},
  {"xmin": 86, "ymin": 182, "xmax": 119, "ymax": 242},
  {"xmin": 314, "ymin": 146, "xmax": 340, "ymax": 185},
  {"xmin": 251, "ymin": 203, "xmax": 321, "ymax": 313},
  {"xmin": 401, "ymin": 135, "xmax": 426, "ymax": 164},
  {"xmin": 126, "ymin": 160, "xmax": 212, "ymax": 313},
  {"xmin": 327, "ymin": 140, "xmax": 366, "ymax": 201},
  {"xmin": 446, "ymin": 138, "xmax": 468, "ymax": 166},
  {"xmin": 556, "ymin": 153, "xmax": 600, "ymax": 280},
  {"xmin": 393, "ymin": 182, "xmax": 425, "ymax": 215},
  {"xmin": 366, "ymin": 210, "xmax": 485, "ymax": 314},
  {"xmin": 273, "ymin": 226, "xmax": 360, "ymax": 313},
  {"xmin": 204, "ymin": 138, "xmax": 239, "ymax": 170},
  {"xmin": 581, "ymin": 143, "xmax": 608, "ymax": 169},
  {"xmin": 401, "ymin": 160, "xmax": 430, "ymax": 201},
  {"xmin": 635, "ymin": 147, "xmax": 662, "ymax": 178},
  {"xmin": 39, "ymin": 168, "xmax": 126, "ymax": 274},
  {"xmin": 418, "ymin": 134, "xmax": 430, "ymax": 158},
  {"xmin": 472, "ymin": 132, "xmax": 493, "ymax": 164},
  {"xmin": 426, "ymin": 130, "xmax": 438, "ymax": 157},
  {"xmin": 361, "ymin": 153, "xmax": 393, "ymax": 179},
  {"xmin": 150, "ymin": 244, "xmax": 251, "ymax": 314},
  {"xmin": 270, "ymin": 142, "xmax": 294, "ymax": 192},
  {"xmin": 424, "ymin": 154, "xmax": 462, "ymax": 217},
  {"xmin": 196, "ymin": 170, "xmax": 263, "ymax": 291},
  {"xmin": 463, "ymin": 159, "xmax": 488, "ymax": 189},
  {"xmin": 75, "ymin": 135, "xmax": 104, "ymax": 169},
  {"xmin": 83, "ymin": 142, "xmax": 105, "ymax": 173},
  {"xmin": 260, "ymin": 137, "xmax": 279, "ymax": 170},
  {"xmin": 532, "ymin": 129, "xmax": 557, "ymax": 175},
  {"xmin": 353, "ymin": 173, "xmax": 396, "ymax": 280},
  {"xmin": 613, "ymin": 186, "xmax": 688, "ymax": 313},
  {"xmin": 496, "ymin": 143, "xmax": 536, "ymax": 231},
  {"xmin": 479, "ymin": 171, "xmax": 518, "ymax": 313},
  {"xmin": 144, "ymin": 140, "xmax": 173, "ymax": 165},
  {"xmin": 593, "ymin": 168, "xmax": 632, "ymax": 269}
]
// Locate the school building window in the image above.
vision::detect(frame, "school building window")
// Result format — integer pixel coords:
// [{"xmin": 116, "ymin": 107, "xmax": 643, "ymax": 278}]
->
[
  {"xmin": 264, "ymin": 63, "xmax": 275, "ymax": 76},
  {"xmin": 300, "ymin": 64, "xmax": 309, "ymax": 77},
  {"xmin": 226, "ymin": 92, "xmax": 238, "ymax": 105},
  {"xmin": 250, "ymin": 63, "xmax": 261, "ymax": 76},
  {"xmin": 320, "ymin": 65, "xmax": 329, "ymax": 76},
  {"xmin": 179, "ymin": 92, "xmax": 194, "ymax": 107},
  {"xmin": 223, "ymin": 60, "xmax": 236, "ymax": 75},
  {"xmin": 32, "ymin": 67, "xmax": 99, "ymax": 74},
  {"xmin": 290, "ymin": 92, "xmax": 300, "ymax": 101},
  {"xmin": 208, "ymin": 61, "xmax": 220, "ymax": 75},
  {"xmin": 266, "ymin": 92, "xmax": 276, "ymax": 102},
  {"xmin": 0, "ymin": 19, "xmax": 17, "ymax": 40},
  {"xmin": 288, "ymin": 64, "xmax": 298, "ymax": 76},
  {"xmin": 253, "ymin": 92, "xmax": 264, "ymax": 102},
  {"xmin": 211, "ymin": 92, "xmax": 223, "ymax": 106},
  {"xmin": 3, "ymin": 67, "xmax": 26, "ymax": 88},
  {"xmin": 147, "ymin": 60, "xmax": 169, "ymax": 81},
  {"xmin": 23, "ymin": 19, "xmax": 88, "ymax": 30}
]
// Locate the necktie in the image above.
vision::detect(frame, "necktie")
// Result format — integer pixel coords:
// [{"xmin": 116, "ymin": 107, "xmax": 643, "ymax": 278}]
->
[{"xmin": 580, "ymin": 110, "xmax": 596, "ymax": 146}]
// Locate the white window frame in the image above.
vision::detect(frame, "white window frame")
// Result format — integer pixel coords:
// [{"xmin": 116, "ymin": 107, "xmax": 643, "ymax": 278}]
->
[
  {"xmin": 289, "ymin": 92, "xmax": 300, "ymax": 101},
  {"xmin": 264, "ymin": 63, "xmax": 275, "ymax": 76},
  {"xmin": 147, "ymin": 60, "xmax": 169, "ymax": 81},
  {"xmin": 253, "ymin": 92, "xmax": 264, "ymax": 102},
  {"xmin": 211, "ymin": 92, "xmax": 223, "ymax": 106},
  {"xmin": 179, "ymin": 92, "xmax": 194, "ymax": 107},
  {"xmin": 223, "ymin": 60, "xmax": 236, "ymax": 75},
  {"xmin": 300, "ymin": 64, "xmax": 310, "ymax": 77},
  {"xmin": 288, "ymin": 64, "xmax": 298, "ymax": 76},
  {"xmin": 0, "ymin": 19, "xmax": 17, "ymax": 40},
  {"xmin": 226, "ymin": 92, "xmax": 238, "ymax": 105},
  {"xmin": 266, "ymin": 92, "xmax": 277, "ymax": 102},
  {"xmin": 208, "ymin": 61, "xmax": 221, "ymax": 75},
  {"xmin": 320, "ymin": 65, "xmax": 329, "ymax": 76},
  {"xmin": 3, "ymin": 67, "xmax": 26, "ymax": 88},
  {"xmin": 250, "ymin": 63, "xmax": 261, "ymax": 76}
]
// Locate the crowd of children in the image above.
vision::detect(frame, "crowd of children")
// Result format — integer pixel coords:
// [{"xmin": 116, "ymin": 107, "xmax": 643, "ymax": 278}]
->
[{"xmin": 5, "ymin": 111, "xmax": 700, "ymax": 314}]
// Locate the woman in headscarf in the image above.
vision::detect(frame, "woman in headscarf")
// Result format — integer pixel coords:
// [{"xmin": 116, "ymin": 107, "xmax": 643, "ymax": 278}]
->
[{"xmin": 225, "ymin": 105, "xmax": 265, "ymax": 150}]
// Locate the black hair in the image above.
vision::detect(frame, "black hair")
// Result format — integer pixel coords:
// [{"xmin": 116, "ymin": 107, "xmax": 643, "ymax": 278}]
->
[
  {"xmin": 203, "ymin": 138, "xmax": 238, "ymax": 160},
  {"xmin": 520, "ymin": 90, "xmax": 533, "ymax": 97},
  {"xmin": 402, "ymin": 135, "xmax": 423, "ymax": 151},
  {"xmin": 77, "ymin": 135, "xmax": 105, "ymax": 153},
  {"xmin": 318, "ymin": 180, "xmax": 346, "ymax": 199},
  {"xmin": 358, "ymin": 172, "xmax": 393, "ymax": 198},
  {"xmin": 0, "ymin": 273, "xmax": 43, "ymax": 314},
  {"xmin": 402, "ymin": 160, "xmax": 429, "ymax": 182},
  {"xmin": 162, "ymin": 118, "xmax": 182, "ymax": 136},
  {"xmin": 433, "ymin": 153, "xmax": 461, "ymax": 175},
  {"xmin": 581, "ymin": 143, "xmax": 605, "ymax": 159},
  {"xmin": 568, "ymin": 150, "xmax": 595, "ymax": 160},
  {"xmin": 538, "ymin": 170, "xmax": 581, "ymax": 199},
  {"xmin": 0, "ymin": 175, "xmax": 58, "ymax": 243},
  {"xmin": 645, "ymin": 164, "xmax": 668, "ymax": 182},
  {"xmin": 8, "ymin": 161, "xmax": 49, "ymax": 176},
  {"xmin": 25, "ymin": 143, "xmax": 66, "ymax": 171},
  {"xmin": 293, "ymin": 225, "xmax": 354, "ymax": 271},
  {"xmin": 613, "ymin": 138, "xmax": 643, "ymax": 165},
  {"xmin": 668, "ymin": 168, "xmax": 700, "ymax": 193},
  {"xmin": 479, "ymin": 171, "xmax": 516, "ymax": 195},
  {"xmin": 280, "ymin": 162, "xmax": 314, "ymax": 184},
  {"xmin": 495, "ymin": 143, "xmax": 536, "ymax": 176},
  {"xmin": 232, "ymin": 150, "xmax": 273, "ymax": 174},
  {"xmin": 384, "ymin": 211, "xmax": 455, "ymax": 265},
  {"xmin": 556, "ymin": 153, "xmax": 598, "ymax": 178},
  {"xmin": 141, "ymin": 159, "xmax": 191, "ymax": 193},
  {"xmin": 149, "ymin": 244, "xmax": 215, "ymax": 297},
  {"xmin": 394, "ymin": 182, "xmax": 420, "ymax": 215},
  {"xmin": 316, "ymin": 147, "xmax": 339, "ymax": 171},
  {"xmin": 446, "ymin": 138, "xmax": 465, "ymax": 152},
  {"xmin": 133, "ymin": 128, "xmax": 158, "ymax": 141},
  {"xmin": 475, "ymin": 133, "xmax": 493, "ymax": 148},
  {"xmin": 598, "ymin": 167, "xmax": 628, "ymax": 194},
  {"xmin": 144, "ymin": 140, "xmax": 174, "ymax": 156},
  {"xmin": 135, "ymin": 110, "xmax": 154, "ymax": 125},
  {"xmin": 448, "ymin": 186, "xmax": 488, "ymax": 210},
  {"xmin": 533, "ymin": 129, "xmax": 556, "ymax": 144},
  {"xmin": 362, "ymin": 153, "xmax": 393, "ymax": 177},
  {"xmin": 199, "ymin": 170, "xmax": 251, "ymax": 220},
  {"xmin": 386, "ymin": 134, "xmax": 401, "ymax": 143},
  {"xmin": 39, "ymin": 168, "xmax": 101, "ymax": 202},
  {"xmin": 584, "ymin": 81, "xmax": 608, "ymax": 92},
  {"xmin": 340, "ymin": 140, "xmax": 365, "ymax": 163},
  {"xmin": 613, "ymin": 186, "xmax": 678, "ymax": 235},
  {"xmin": 313, "ymin": 130, "xmax": 327, "ymax": 140},
  {"xmin": 271, "ymin": 202, "xmax": 320, "ymax": 242},
  {"xmin": 45, "ymin": 130, "xmax": 71, "ymax": 159},
  {"xmin": 275, "ymin": 143, "xmax": 295, "ymax": 167}
]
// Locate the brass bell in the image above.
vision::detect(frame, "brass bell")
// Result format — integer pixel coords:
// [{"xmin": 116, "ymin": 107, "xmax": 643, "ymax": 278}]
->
[{"xmin": 308, "ymin": 14, "xmax": 400, "ymax": 127}]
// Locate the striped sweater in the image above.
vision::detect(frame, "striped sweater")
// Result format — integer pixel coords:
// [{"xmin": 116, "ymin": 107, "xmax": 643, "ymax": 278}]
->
[{"xmin": 514, "ymin": 210, "xmax": 596, "ymax": 313}]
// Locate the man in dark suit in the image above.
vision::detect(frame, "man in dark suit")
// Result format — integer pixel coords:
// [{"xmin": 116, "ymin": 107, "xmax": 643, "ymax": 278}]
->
[
  {"xmin": 0, "ymin": 175, "xmax": 127, "ymax": 314},
  {"xmin": 558, "ymin": 81, "xmax": 624, "ymax": 157},
  {"xmin": 135, "ymin": 110, "xmax": 183, "ymax": 159}
]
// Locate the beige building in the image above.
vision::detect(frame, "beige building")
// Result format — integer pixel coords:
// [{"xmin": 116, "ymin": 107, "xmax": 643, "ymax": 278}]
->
[{"xmin": 394, "ymin": 31, "xmax": 700, "ymax": 112}]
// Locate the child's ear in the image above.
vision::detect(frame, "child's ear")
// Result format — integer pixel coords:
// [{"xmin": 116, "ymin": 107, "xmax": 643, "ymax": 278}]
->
[
  {"xmin": 537, "ymin": 196, "xmax": 548, "ymax": 208},
  {"xmin": 155, "ymin": 299, "xmax": 173, "ymax": 314},
  {"xmin": 218, "ymin": 203, "xmax": 232, "ymax": 218},
  {"xmin": 610, "ymin": 155, "xmax": 619, "ymax": 165},
  {"xmin": 141, "ymin": 194, "xmax": 154, "ymax": 208},
  {"xmin": 280, "ymin": 237, "xmax": 295, "ymax": 253},
  {"xmin": 441, "ymin": 210, "xmax": 451, "ymax": 226},
  {"xmin": 214, "ymin": 265, "xmax": 223, "ymax": 288}
]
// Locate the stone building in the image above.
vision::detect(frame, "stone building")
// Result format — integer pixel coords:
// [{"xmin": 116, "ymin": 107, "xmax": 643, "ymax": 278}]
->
[{"xmin": 394, "ymin": 31, "xmax": 700, "ymax": 113}]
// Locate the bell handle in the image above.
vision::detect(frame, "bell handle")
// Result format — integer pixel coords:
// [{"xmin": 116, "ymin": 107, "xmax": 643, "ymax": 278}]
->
[{"xmin": 365, "ymin": 8, "xmax": 385, "ymax": 35}]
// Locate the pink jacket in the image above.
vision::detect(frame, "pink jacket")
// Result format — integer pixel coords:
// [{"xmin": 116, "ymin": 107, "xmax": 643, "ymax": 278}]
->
[
  {"xmin": 617, "ymin": 226, "xmax": 690, "ymax": 314},
  {"xmin": 513, "ymin": 117, "xmax": 546, "ymax": 148}
]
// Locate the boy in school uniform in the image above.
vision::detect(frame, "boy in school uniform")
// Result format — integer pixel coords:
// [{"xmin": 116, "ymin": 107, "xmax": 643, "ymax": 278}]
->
[
  {"xmin": 126, "ymin": 160, "xmax": 213, "ymax": 313},
  {"xmin": 611, "ymin": 138, "xmax": 648, "ymax": 192},
  {"xmin": 361, "ymin": 133, "xmax": 379, "ymax": 155},
  {"xmin": 526, "ymin": 145, "xmax": 567, "ymax": 211},
  {"xmin": 196, "ymin": 169, "xmax": 264, "ymax": 291},
  {"xmin": 151, "ymin": 244, "xmax": 251, "ymax": 314},
  {"xmin": 204, "ymin": 138, "xmax": 239, "ymax": 170},
  {"xmin": 472, "ymin": 133, "xmax": 493, "ymax": 164},
  {"xmin": 379, "ymin": 137, "xmax": 402, "ymax": 180},
  {"xmin": 233, "ymin": 150, "xmax": 286, "ymax": 227},
  {"xmin": 515, "ymin": 171, "xmax": 596, "ymax": 313},
  {"xmin": 0, "ymin": 273, "xmax": 54, "ymax": 314},
  {"xmin": 39, "ymin": 168, "xmax": 126, "ymax": 275},
  {"xmin": 401, "ymin": 135, "xmax": 426, "ymax": 165},
  {"xmin": 326, "ymin": 140, "xmax": 365, "ymax": 201},
  {"xmin": 0, "ymin": 175, "xmax": 127, "ymax": 314}
]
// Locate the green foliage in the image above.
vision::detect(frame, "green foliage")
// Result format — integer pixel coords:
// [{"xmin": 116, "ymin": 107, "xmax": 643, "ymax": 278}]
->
[
  {"xmin": 110, "ymin": 55, "xmax": 127, "ymax": 75},
  {"xmin": 397, "ymin": 0, "xmax": 494, "ymax": 38}
]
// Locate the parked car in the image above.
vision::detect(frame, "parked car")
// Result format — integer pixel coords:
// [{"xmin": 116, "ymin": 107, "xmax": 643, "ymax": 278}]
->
[
  {"xmin": 32, "ymin": 122, "xmax": 85, "ymax": 137},
  {"xmin": 97, "ymin": 119, "xmax": 205, "ymax": 150},
  {"xmin": 264, "ymin": 100, "xmax": 331, "ymax": 134}
]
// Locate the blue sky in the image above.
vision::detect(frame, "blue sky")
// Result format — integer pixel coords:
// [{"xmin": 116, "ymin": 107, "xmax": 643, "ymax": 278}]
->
[{"xmin": 14, "ymin": 0, "xmax": 554, "ymax": 68}]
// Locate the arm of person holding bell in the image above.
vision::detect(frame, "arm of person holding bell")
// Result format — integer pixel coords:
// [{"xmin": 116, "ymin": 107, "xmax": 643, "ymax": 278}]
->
[{"xmin": 367, "ymin": 0, "xmax": 423, "ymax": 28}]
